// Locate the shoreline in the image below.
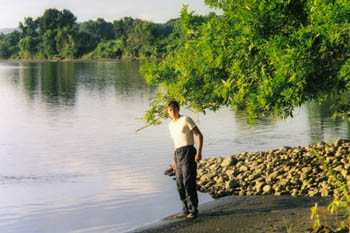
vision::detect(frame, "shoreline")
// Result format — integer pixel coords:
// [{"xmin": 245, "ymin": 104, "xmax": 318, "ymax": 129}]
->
[
  {"xmin": 130, "ymin": 195, "xmax": 338, "ymax": 233},
  {"xmin": 132, "ymin": 139, "xmax": 350, "ymax": 233},
  {"xmin": 195, "ymin": 139, "xmax": 350, "ymax": 199}
]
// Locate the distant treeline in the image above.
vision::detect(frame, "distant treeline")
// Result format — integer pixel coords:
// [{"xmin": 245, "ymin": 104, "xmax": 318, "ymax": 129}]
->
[{"xmin": 0, "ymin": 8, "xmax": 189, "ymax": 60}]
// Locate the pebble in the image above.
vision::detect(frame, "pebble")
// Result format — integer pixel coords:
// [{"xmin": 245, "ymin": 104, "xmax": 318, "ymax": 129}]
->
[{"xmin": 193, "ymin": 139, "xmax": 350, "ymax": 198}]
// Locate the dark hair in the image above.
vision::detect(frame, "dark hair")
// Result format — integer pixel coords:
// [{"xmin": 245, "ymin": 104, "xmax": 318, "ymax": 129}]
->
[{"xmin": 166, "ymin": 100, "xmax": 180, "ymax": 110}]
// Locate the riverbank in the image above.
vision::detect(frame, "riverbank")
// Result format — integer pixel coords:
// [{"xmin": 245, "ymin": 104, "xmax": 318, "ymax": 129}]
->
[
  {"xmin": 196, "ymin": 139, "xmax": 350, "ymax": 199},
  {"xmin": 132, "ymin": 139, "xmax": 350, "ymax": 233},
  {"xmin": 131, "ymin": 195, "xmax": 340, "ymax": 233}
]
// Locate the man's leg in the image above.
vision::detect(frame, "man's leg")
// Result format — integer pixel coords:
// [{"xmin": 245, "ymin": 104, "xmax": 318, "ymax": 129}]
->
[
  {"xmin": 175, "ymin": 150, "xmax": 189, "ymax": 214},
  {"xmin": 182, "ymin": 146, "xmax": 198, "ymax": 214}
]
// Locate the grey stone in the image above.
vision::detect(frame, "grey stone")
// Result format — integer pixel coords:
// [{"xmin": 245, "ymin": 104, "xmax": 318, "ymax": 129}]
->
[
  {"xmin": 302, "ymin": 167, "xmax": 312, "ymax": 175},
  {"xmin": 255, "ymin": 181, "xmax": 265, "ymax": 193},
  {"xmin": 263, "ymin": 185, "xmax": 272, "ymax": 194},
  {"xmin": 335, "ymin": 139, "xmax": 345, "ymax": 147},
  {"xmin": 221, "ymin": 156, "xmax": 238, "ymax": 167},
  {"xmin": 225, "ymin": 179, "xmax": 239, "ymax": 190},
  {"xmin": 308, "ymin": 190, "xmax": 319, "ymax": 197},
  {"xmin": 280, "ymin": 146, "xmax": 292, "ymax": 151},
  {"xmin": 239, "ymin": 165, "xmax": 249, "ymax": 172}
]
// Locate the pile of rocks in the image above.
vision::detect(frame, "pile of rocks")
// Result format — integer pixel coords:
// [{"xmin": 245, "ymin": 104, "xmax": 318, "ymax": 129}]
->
[{"xmin": 196, "ymin": 139, "xmax": 350, "ymax": 198}]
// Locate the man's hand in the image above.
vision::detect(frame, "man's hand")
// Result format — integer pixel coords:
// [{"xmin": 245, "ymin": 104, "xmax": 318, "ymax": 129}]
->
[
  {"xmin": 171, "ymin": 160, "xmax": 176, "ymax": 170},
  {"xmin": 191, "ymin": 126, "xmax": 203, "ymax": 163},
  {"xmin": 195, "ymin": 152, "xmax": 201, "ymax": 163}
]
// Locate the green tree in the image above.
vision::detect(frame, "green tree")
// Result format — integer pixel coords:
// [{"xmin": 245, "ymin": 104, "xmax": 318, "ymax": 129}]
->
[
  {"xmin": 18, "ymin": 36, "xmax": 40, "ymax": 59},
  {"xmin": 19, "ymin": 17, "xmax": 39, "ymax": 37},
  {"xmin": 56, "ymin": 27, "xmax": 78, "ymax": 58},
  {"xmin": 76, "ymin": 31, "xmax": 99, "ymax": 57},
  {"xmin": 2, "ymin": 31, "xmax": 21, "ymax": 58},
  {"xmin": 141, "ymin": 0, "xmax": 350, "ymax": 125},
  {"xmin": 125, "ymin": 19, "xmax": 156, "ymax": 57},
  {"xmin": 42, "ymin": 29, "xmax": 57, "ymax": 58},
  {"xmin": 0, "ymin": 41, "xmax": 11, "ymax": 59},
  {"xmin": 79, "ymin": 18, "xmax": 114, "ymax": 41},
  {"xmin": 86, "ymin": 40, "xmax": 123, "ymax": 59},
  {"xmin": 113, "ymin": 17, "xmax": 134, "ymax": 40},
  {"xmin": 37, "ymin": 8, "xmax": 76, "ymax": 34}
]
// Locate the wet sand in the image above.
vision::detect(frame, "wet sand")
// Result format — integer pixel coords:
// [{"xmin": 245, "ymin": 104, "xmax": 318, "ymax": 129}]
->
[{"xmin": 130, "ymin": 195, "xmax": 343, "ymax": 233}]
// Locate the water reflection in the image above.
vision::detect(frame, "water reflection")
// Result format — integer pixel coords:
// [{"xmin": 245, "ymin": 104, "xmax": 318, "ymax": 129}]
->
[
  {"xmin": 40, "ymin": 62, "xmax": 76, "ymax": 106},
  {"xmin": 306, "ymin": 101, "xmax": 350, "ymax": 142},
  {"xmin": 2, "ymin": 61, "xmax": 154, "ymax": 109}
]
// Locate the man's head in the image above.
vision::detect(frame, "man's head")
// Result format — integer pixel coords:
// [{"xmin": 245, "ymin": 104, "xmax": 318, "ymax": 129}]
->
[{"xmin": 166, "ymin": 100, "xmax": 180, "ymax": 120}]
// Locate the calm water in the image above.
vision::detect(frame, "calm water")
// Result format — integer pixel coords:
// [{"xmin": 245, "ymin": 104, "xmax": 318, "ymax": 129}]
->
[{"xmin": 0, "ymin": 61, "xmax": 349, "ymax": 233}]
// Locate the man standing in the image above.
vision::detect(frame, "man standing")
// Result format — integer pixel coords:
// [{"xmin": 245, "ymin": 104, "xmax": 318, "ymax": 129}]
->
[{"xmin": 166, "ymin": 100, "xmax": 203, "ymax": 219}]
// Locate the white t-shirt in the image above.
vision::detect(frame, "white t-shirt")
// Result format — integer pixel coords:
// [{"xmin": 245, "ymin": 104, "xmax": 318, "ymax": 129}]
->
[{"xmin": 168, "ymin": 115, "xmax": 197, "ymax": 149}]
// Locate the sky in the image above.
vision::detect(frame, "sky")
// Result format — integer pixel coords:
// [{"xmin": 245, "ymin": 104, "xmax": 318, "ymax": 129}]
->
[{"xmin": 0, "ymin": 0, "xmax": 213, "ymax": 28}]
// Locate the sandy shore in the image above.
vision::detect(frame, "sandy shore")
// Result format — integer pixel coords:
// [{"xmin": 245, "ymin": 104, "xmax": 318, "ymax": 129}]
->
[{"xmin": 130, "ymin": 195, "xmax": 344, "ymax": 233}]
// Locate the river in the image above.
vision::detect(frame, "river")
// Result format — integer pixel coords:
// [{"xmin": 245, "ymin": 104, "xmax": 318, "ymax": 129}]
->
[{"xmin": 0, "ymin": 61, "xmax": 349, "ymax": 233}]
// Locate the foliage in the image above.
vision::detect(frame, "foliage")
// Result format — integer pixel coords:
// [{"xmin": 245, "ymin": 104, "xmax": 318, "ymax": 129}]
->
[
  {"xmin": 1, "ymin": 30, "xmax": 21, "ymax": 58},
  {"xmin": 0, "ymin": 41, "xmax": 11, "ymax": 59},
  {"xmin": 85, "ymin": 40, "xmax": 123, "ymax": 59},
  {"xmin": 75, "ymin": 31, "xmax": 99, "ymax": 57},
  {"xmin": 79, "ymin": 18, "xmax": 114, "ymax": 41},
  {"xmin": 18, "ymin": 36, "xmax": 40, "ymax": 59},
  {"xmin": 311, "ymin": 149, "xmax": 350, "ymax": 232},
  {"xmin": 19, "ymin": 17, "xmax": 38, "ymax": 37},
  {"xmin": 55, "ymin": 27, "xmax": 79, "ymax": 58},
  {"xmin": 42, "ymin": 30, "xmax": 57, "ymax": 58},
  {"xmin": 0, "ymin": 8, "xmax": 184, "ymax": 60},
  {"xmin": 37, "ymin": 9, "xmax": 76, "ymax": 34},
  {"xmin": 141, "ymin": 0, "xmax": 350, "ymax": 125}
]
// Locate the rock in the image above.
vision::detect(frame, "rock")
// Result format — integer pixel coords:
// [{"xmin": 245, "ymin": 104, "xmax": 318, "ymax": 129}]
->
[
  {"xmin": 226, "ymin": 169, "xmax": 235, "ymax": 177},
  {"xmin": 239, "ymin": 165, "xmax": 249, "ymax": 172},
  {"xmin": 248, "ymin": 173, "xmax": 259, "ymax": 181},
  {"xmin": 221, "ymin": 156, "xmax": 238, "ymax": 167},
  {"xmin": 316, "ymin": 141, "xmax": 326, "ymax": 148},
  {"xmin": 335, "ymin": 139, "xmax": 345, "ymax": 147},
  {"xmin": 198, "ymin": 180, "xmax": 209, "ymax": 186},
  {"xmin": 341, "ymin": 169, "xmax": 348, "ymax": 178},
  {"xmin": 320, "ymin": 188, "xmax": 329, "ymax": 197},
  {"xmin": 280, "ymin": 146, "xmax": 292, "ymax": 151},
  {"xmin": 269, "ymin": 170, "xmax": 281, "ymax": 179},
  {"xmin": 272, "ymin": 183, "xmax": 281, "ymax": 192},
  {"xmin": 214, "ymin": 176, "xmax": 224, "ymax": 183},
  {"xmin": 263, "ymin": 185, "xmax": 272, "ymax": 194},
  {"xmin": 255, "ymin": 181, "xmax": 265, "ymax": 193},
  {"xmin": 164, "ymin": 166, "xmax": 175, "ymax": 176},
  {"xmin": 302, "ymin": 167, "xmax": 312, "ymax": 175},
  {"xmin": 291, "ymin": 189, "xmax": 298, "ymax": 197},
  {"xmin": 266, "ymin": 176, "xmax": 274, "ymax": 184},
  {"xmin": 308, "ymin": 190, "xmax": 319, "ymax": 197},
  {"xmin": 325, "ymin": 156, "xmax": 336, "ymax": 164},
  {"xmin": 187, "ymin": 139, "xmax": 350, "ymax": 199},
  {"xmin": 226, "ymin": 179, "xmax": 239, "ymax": 189},
  {"xmin": 201, "ymin": 172, "xmax": 216, "ymax": 181}
]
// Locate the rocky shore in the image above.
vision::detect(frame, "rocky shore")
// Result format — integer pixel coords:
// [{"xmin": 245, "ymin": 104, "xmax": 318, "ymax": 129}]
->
[{"xmin": 194, "ymin": 139, "xmax": 350, "ymax": 198}]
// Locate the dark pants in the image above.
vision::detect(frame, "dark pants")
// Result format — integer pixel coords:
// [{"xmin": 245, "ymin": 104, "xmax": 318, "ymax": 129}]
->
[{"xmin": 174, "ymin": 145, "xmax": 198, "ymax": 214}]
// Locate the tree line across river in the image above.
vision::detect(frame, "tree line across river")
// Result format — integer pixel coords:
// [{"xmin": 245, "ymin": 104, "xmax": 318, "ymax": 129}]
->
[{"xmin": 0, "ymin": 8, "xmax": 204, "ymax": 60}]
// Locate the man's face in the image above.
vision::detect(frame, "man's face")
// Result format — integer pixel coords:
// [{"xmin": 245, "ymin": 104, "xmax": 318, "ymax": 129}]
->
[{"xmin": 167, "ymin": 106, "xmax": 178, "ymax": 120}]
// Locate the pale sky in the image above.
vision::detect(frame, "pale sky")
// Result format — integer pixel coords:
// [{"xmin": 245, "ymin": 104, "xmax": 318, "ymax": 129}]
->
[{"xmin": 0, "ymin": 0, "xmax": 213, "ymax": 28}]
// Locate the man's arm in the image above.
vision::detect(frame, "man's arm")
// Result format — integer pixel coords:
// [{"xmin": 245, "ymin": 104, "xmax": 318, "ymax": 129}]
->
[{"xmin": 192, "ymin": 126, "xmax": 203, "ymax": 162}]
